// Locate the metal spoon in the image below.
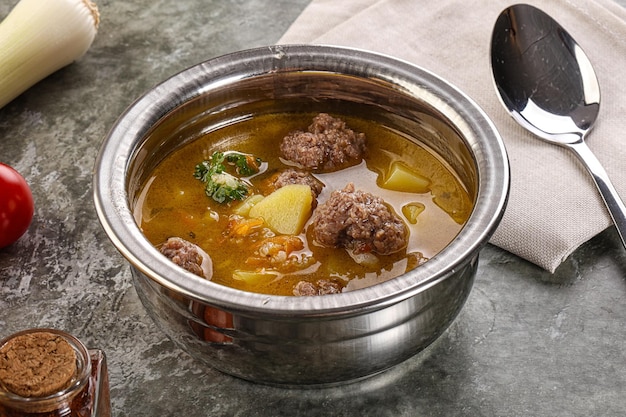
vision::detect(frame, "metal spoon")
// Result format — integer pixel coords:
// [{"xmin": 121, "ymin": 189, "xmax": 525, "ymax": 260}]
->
[{"xmin": 490, "ymin": 3, "xmax": 626, "ymax": 249}]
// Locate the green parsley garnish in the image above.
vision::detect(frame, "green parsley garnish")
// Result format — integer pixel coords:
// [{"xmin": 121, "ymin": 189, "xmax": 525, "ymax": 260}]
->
[
  {"xmin": 194, "ymin": 151, "xmax": 262, "ymax": 204},
  {"xmin": 225, "ymin": 152, "xmax": 263, "ymax": 177}
]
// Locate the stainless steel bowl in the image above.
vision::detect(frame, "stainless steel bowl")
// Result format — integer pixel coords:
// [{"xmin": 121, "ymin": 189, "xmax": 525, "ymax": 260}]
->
[{"xmin": 93, "ymin": 45, "xmax": 509, "ymax": 386}]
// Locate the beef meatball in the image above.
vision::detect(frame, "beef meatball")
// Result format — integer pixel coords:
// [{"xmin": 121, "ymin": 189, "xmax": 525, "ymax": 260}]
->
[
  {"xmin": 159, "ymin": 237, "xmax": 212, "ymax": 278},
  {"xmin": 264, "ymin": 169, "xmax": 324, "ymax": 199},
  {"xmin": 293, "ymin": 279, "xmax": 342, "ymax": 296},
  {"xmin": 311, "ymin": 183, "xmax": 408, "ymax": 255},
  {"xmin": 280, "ymin": 113, "xmax": 367, "ymax": 171}
]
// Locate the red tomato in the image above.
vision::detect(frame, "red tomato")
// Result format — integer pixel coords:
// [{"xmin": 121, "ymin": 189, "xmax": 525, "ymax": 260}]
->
[{"xmin": 0, "ymin": 163, "xmax": 34, "ymax": 248}]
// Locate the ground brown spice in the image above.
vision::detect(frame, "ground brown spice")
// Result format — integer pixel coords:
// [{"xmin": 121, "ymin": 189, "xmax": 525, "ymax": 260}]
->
[
  {"xmin": 0, "ymin": 331, "xmax": 77, "ymax": 398},
  {"xmin": 0, "ymin": 329, "xmax": 110, "ymax": 417}
]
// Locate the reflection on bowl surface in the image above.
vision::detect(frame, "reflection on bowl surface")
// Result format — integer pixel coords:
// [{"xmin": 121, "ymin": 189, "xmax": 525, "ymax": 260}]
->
[{"xmin": 94, "ymin": 45, "xmax": 509, "ymax": 385}]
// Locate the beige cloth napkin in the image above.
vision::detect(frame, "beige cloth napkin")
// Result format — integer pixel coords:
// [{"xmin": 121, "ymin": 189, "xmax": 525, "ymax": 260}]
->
[{"xmin": 279, "ymin": 0, "xmax": 626, "ymax": 272}]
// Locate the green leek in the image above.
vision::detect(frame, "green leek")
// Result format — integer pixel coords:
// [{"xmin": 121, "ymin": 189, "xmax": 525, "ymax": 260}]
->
[{"xmin": 0, "ymin": 0, "xmax": 99, "ymax": 109}]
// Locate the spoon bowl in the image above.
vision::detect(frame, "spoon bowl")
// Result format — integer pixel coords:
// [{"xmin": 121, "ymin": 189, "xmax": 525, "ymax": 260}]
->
[{"xmin": 491, "ymin": 3, "xmax": 626, "ymax": 248}]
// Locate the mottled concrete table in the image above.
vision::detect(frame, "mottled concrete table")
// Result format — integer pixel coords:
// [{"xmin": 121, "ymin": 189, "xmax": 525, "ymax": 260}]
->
[{"xmin": 1, "ymin": 1, "xmax": 625, "ymax": 416}]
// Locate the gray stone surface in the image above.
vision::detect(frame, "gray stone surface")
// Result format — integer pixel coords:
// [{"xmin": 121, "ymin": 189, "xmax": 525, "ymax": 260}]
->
[{"xmin": 1, "ymin": 0, "xmax": 625, "ymax": 416}]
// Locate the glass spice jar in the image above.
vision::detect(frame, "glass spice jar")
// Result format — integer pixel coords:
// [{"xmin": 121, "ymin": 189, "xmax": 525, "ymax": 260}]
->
[{"xmin": 0, "ymin": 329, "xmax": 111, "ymax": 417}]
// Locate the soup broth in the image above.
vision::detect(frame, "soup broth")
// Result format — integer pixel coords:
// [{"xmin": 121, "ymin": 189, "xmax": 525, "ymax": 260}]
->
[{"xmin": 134, "ymin": 112, "xmax": 473, "ymax": 296}]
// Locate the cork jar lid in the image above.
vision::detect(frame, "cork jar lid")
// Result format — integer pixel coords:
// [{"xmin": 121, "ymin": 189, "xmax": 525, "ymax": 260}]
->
[{"xmin": 0, "ymin": 330, "xmax": 77, "ymax": 397}]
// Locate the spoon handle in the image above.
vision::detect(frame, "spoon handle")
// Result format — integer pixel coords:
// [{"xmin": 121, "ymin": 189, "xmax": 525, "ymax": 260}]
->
[{"xmin": 568, "ymin": 140, "xmax": 626, "ymax": 249}]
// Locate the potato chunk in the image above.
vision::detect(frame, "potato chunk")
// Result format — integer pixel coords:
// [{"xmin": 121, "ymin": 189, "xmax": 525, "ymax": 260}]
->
[
  {"xmin": 381, "ymin": 161, "xmax": 430, "ymax": 193},
  {"xmin": 402, "ymin": 202, "xmax": 426, "ymax": 224},
  {"xmin": 233, "ymin": 194, "xmax": 264, "ymax": 217},
  {"xmin": 248, "ymin": 184, "xmax": 313, "ymax": 234},
  {"xmin": 232, "ymin": 270, "xmax": 278, "ymax": 283}
]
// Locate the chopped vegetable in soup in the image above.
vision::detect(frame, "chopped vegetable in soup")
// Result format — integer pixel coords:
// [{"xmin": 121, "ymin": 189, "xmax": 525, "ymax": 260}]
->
[
  {"xmin": 194, "ymin": 151, "xmax": 262, "ymax": 203},
  {"xmin": 134, "ymin": 112, "xmax": 473, "ymax": 296}
]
